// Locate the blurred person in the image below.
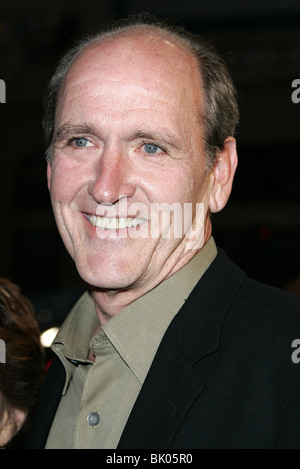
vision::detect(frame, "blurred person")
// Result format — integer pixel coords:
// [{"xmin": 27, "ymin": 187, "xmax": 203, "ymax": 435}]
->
[
  {"xmin": 26, "ymin": 15, "xmax": 300, "ymax": 449},
  {"xmin": 0, "ymin": 278, "xmax": 45, "ymax": 449}
]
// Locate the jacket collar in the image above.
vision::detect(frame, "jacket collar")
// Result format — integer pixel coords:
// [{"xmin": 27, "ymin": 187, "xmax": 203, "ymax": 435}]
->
[{"xmin": 170, "ymin": 248, "xmax": 247, "ymax": 364}]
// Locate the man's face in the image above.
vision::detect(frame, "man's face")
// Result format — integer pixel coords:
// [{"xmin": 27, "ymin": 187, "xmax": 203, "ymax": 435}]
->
[{"xmin": 47, "ymin": 34, "xmax": 215, "ymax": 294}]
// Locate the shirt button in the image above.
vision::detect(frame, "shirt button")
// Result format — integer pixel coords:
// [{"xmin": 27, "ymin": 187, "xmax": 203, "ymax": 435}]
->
[{"xmin": 87, "ymin": 412, "xmax": 100, "ymax": 426}]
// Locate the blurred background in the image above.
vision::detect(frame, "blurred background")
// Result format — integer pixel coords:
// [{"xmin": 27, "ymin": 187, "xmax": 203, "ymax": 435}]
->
[{"xmin": 0, "ymin": 0, "xmax": 299, "ymax": 341}]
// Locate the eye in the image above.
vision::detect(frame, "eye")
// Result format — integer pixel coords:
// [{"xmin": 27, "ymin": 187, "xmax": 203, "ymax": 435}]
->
[
  {"xmin": 143, "ymin": 143, "xmax": 163, "ymax": 154},
  {"xmin": 72, "ymin": 137, "xmax": 93, "ymax": 147}
]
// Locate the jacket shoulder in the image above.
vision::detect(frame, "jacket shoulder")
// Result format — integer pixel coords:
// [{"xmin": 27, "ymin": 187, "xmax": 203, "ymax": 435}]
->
[
  {"xmin": 233, "ymin": 275, "xmax": 300, "ymax": 321},
  {"xmin": 211, "ymin": 248, "xmax": 300, "ymax": 318}
]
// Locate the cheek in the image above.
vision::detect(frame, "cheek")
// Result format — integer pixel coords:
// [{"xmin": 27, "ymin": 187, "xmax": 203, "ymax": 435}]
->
[
  {"xmin": 188, "ymin": 158, "xmax": 213, "ymax": 205},
  {"xmin": 142, "ymin": 167, "xmax": 191, "ymax": 205},
  {"xmin": 49, "ymin": 159, "xmax": 83, "ymax": 202},
  {"xmin": 156, "ymin": 169, "xmax": 208, "ymax": 206}
]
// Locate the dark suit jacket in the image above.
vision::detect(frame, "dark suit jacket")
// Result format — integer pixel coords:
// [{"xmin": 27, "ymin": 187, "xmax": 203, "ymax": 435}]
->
[{"xmin": 26, "ymin": 249, "xmax": 300, "ymax": 449}]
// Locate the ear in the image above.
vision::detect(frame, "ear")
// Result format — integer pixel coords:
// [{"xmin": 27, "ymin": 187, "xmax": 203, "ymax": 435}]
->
[
  {"xmin": 209, "ymin": 137, "xmax": 238, "ymax": 213},
  {"xmin": 11, "ymin": 408, "xmax": 27, "ymax": 432},
  {"xmin": 47, "ymin": 162, "xmax": 52, "ymax": 191},
  {"xmin": 0, "ymin": 408, "xmax": 27, "ymax": 446}
]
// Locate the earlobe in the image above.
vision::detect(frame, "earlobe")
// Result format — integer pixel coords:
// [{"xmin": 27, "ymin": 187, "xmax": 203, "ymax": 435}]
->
[{"xmin": 209, "ymin": 137, "xmax": 238, "ymax": 213}]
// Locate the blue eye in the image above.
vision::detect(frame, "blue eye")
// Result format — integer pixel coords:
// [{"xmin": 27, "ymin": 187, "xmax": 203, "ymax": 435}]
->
[
  {"xmin": 144, "ymin": 143, "xmax": 162, "ymax": 154},
  {"xmin": 73, "ymin": 138, "xmax": 91, "ymax": 147}
]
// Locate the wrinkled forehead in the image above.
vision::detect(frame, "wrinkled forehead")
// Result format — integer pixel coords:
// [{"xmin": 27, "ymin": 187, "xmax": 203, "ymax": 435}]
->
[{"xmin": 59, "ymin": 31, "xmax": 203, "ymax": 114}]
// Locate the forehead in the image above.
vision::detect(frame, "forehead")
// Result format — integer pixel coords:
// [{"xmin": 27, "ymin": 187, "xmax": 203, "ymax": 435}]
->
[{"xmin": 58, "ymin": 31, "xmax": 203, "ymax": 118}]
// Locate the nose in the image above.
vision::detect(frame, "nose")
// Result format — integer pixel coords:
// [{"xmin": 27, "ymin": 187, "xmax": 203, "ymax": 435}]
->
[{"xmin": 88, "ymin": 145, "xmax": 136, "ymax": 205}]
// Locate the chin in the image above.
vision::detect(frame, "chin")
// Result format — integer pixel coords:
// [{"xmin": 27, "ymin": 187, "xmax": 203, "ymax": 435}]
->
[{"xmin": 75, "ymin": 258, "xmax": 139, "ymax": 291}]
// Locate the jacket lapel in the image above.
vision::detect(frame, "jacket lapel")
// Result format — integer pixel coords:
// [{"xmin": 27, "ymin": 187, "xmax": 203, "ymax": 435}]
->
[
  {"xmin": 118, "ymin": 249, "xmax": 246, "ymax": 448},
  {"xmin": 118, "ymin": 332, "xmax": 206, "ymax": 449}
]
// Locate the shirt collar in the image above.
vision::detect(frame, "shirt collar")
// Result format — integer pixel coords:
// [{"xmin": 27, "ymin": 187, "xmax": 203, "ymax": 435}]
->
[{"xmin": 51, "ymin": 292, "xmax": 98, "ymax": 393}]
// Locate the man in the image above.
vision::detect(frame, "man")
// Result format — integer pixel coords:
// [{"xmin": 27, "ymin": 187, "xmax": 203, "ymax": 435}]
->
[{"xmin": 26, "ymin": 16, "xmax": 300, "ymax": 449}]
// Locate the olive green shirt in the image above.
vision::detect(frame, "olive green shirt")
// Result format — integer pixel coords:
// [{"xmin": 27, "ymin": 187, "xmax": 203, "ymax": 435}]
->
[{"xmin": 46, "ymin": 237, "xmax": 217, "ymax": 449}]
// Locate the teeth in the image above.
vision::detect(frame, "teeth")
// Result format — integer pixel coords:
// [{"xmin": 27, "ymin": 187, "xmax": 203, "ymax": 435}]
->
[{"xmin": 88, "ymin": 216, "xmax": 145, "ymax": 230}]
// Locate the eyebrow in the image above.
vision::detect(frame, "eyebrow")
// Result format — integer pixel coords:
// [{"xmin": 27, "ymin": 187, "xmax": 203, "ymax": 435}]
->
[
  {"xmin": 128, "ymin": 129, "xmax": 184, "ymax": 151},
  {"xmin": 53, "ymin": 123, "xmax": 98, "ymax": 143}
]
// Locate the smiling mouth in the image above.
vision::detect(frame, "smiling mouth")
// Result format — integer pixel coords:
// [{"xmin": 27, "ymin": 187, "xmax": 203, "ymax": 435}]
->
[{"xmin": 87, "ymin": 215, "xmax": 146, "ymax": 230}]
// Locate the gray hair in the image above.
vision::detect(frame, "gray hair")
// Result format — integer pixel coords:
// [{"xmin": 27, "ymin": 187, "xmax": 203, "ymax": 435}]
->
[{"xmin": 43, "ymin": 14, "xmax": 239, "ymax": 168}]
